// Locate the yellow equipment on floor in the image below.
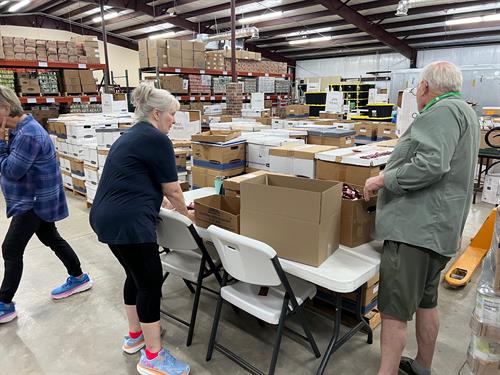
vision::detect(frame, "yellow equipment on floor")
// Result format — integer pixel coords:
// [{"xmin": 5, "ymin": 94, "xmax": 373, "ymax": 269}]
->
[{"xmin": 444, "ymin": 208, "xmax": 496, "ymax": 287}]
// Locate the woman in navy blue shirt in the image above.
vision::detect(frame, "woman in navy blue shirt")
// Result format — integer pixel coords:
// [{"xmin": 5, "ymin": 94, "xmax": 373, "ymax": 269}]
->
[{"xmin": 90, "ymin": 84, "xmax": 193, "ymax": 375}]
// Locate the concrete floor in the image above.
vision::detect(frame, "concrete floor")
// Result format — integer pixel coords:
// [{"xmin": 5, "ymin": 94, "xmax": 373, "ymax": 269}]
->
[{"xmin": 0, "ymin": 192, "xmax": 492, "ymax": 375}]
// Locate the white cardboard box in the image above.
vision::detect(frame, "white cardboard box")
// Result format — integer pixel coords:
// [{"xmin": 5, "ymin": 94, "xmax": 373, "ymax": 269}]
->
[
  {"xmin": 83, "ymin": 146, "xmax": 98, "ymax": 167},
  {"xmin": 246, "ymin": 137, "xmax": 304, "ymax": 167},
  {"xmin": 102, "ymin": 93, "xmax": 128, "ymax": 114},
  {"xmin": 84, "ymin": 166, "xmax": 99, "ymax": 184},
  {"xmin": 482, "ymin": 173, "xmax": 500, "ymax": 205},
  {"xmin": 98, "ymin": 149, "xmax": 109, "ymax": 167}
]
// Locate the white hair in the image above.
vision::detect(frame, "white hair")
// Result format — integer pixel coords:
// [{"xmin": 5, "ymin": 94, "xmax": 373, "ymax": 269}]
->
[
  {"xmin": 420, "ymin": 61, "xmax": 463, "ymax": 94},
  {"xmin": 131, "ymin": 83, "xmax": 180, "ymax": 121}
]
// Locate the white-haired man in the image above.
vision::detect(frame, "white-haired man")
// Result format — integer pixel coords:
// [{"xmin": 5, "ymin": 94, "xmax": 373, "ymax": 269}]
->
[{"xmin": 364, "ymin": 61, "xmax": 479, "ymax": 375}]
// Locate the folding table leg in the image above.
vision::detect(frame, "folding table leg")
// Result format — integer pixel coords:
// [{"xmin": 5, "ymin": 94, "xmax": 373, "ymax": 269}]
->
[
  {"xmin": 187, "ymin": 262, "xmax": 206, "ymax": 347},
  {"xmin": 316, "ymin": 293, "xmax": 342, "ymax": 375},
  {"xmin": 183, "ymin": 279, "xmax": 195, "ymax": 294},
  {"xmin": 354, "ymin": 287, "xmax": 373, "ymax": 345}
]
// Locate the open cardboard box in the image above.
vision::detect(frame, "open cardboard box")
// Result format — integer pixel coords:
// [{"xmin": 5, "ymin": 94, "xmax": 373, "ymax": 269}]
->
[
  {"xmin": 240, "ymin": 173, "xmax": 342, "ymax": 267},
  {"xmin": 191, "ymin": 130, "xmax": 241, "ymax": 143},
  {"xmin": 316, "ymin": 160, "xmax": 380, "ymax": 186},
  {"xmin": 195, "ymin": 195, "xmax": 240, "ymax": 233},
  {"xmin": 223, "ymin": 170, "xmax": 269, "ymax": 197},
  {"xmin": 340, "ymin": 184, "xmax": 377, "ymax": 248},
  {"xmin": 192, "ymin": 142, "xmax": 245, "ymax": 164}
]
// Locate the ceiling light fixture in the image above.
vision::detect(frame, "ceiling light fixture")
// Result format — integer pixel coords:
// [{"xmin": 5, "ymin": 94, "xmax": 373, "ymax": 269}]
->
[
  {"xmin": 288, "ymin": 36, "xmax": 333, "ymax": 45},
  {"xmin": 483, "ymin": 13, "xmax": 500, "ymax": 22},
  {"xmin": 445, "ymin": 16, "xmax": 482, "ymax": 25},
  {"xmin": 238, "ymin": 11, "xmax": 282, "ymax": 25},
  {"xmin": 286, "ymin": 27, "xmax": 333, "ymax": 37},
  {"xmin": 92, "ymin": 11, "xmax": 119, "ymax": 23},
  {"xmin": 148, "ymin": 32, "xmax": 177, "ymax": 40},
  {"xmin": 8, "ymin": 0, "xmax": 30, "ymax": 12},
  {"xmin": 0, "ymin": 1, "xmax": 10, "ymax": 6},
  {"xmin": 395, "ymin": 0, "xmax": 410, "ymax": 16}
]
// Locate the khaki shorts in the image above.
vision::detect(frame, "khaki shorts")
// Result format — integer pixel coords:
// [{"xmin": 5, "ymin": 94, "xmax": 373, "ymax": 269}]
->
[{"xmin": 378, "ymin": 240, "xmax": 451, "ymax": 322}]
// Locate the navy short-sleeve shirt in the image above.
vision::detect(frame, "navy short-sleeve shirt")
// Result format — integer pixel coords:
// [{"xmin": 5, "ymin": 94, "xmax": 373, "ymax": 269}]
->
[{"xmin": 90, "ymin": 121, "xmax": 178, "ymax": 245}]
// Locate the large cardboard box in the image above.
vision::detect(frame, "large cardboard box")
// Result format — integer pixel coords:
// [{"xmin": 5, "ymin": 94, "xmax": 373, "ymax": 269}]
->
[
  {"xmin": 340, "ymin": 185, "xmax": 376, "ymax": 247},
  {"xmin": 375, "ymin": 122, "xmax": 397, "ymax": 140},
  {"xmin": 102, "ymin": 93, "xmax": 128, "ymax": 114},
  {"xmin": 160, "ymin": 76, "xmax": 188, "ymax": 94},
  {"xmin": 194, "ymin": 51, "xmax": 205, "ymax": 69},
  {"xmin": 308, "ymin": 134, "xmax": 354, "ymax": 148},
  {"xmin": 344, "ymin": 273, "xmax": 379, "ymax": 307},
  {"xmin": 194, "ymin": 195, "xmax": 240, "ymax": 233},
  {"xmin": 192, "ymin": 143, "xmax": 245, "ymax": 164},
  {"xmin": 170, "ymin": 111, "xmax": 201, "ymax": 140},
  {"xmin": 316, "ymin": 160, "xmax": 380, "ymax": 186},
  {"xmin": 223, "ymin": 170, "xmax": 269, "ymax": 197},
  {"xmin": 191, "ymin": 130, "xmax": 240, "ymax": 143},
  {"xmin": 355, "ymin": 122, "xmax": 378, "ymax": 140},
  {"xmin": 191, "ymin": 165, "xmax": 245, "ymax": 188},
  {"xmin": 240, "ymin": 174, "xmax": 342, "ymax": 266},
  {"xmin": 269, "ymin": 144, "xmax": 337, "ymax": 178}
]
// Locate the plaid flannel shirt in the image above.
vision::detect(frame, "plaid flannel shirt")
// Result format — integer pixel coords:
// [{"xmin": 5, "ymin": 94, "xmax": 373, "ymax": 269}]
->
[{"xmin": 0, "ymin": 115, "xmax": 68, "ymax": 222}]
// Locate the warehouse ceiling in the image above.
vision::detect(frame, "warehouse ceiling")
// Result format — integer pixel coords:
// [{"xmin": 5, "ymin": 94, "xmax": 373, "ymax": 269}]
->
[{"xmin": 0, "ymin": 0, "xmax": 499, "ymax": 63}]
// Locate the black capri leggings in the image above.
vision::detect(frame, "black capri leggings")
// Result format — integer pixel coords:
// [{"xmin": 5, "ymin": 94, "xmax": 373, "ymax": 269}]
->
[{"xmin": 109, "ymin": 243, "xmax": 163, "ymax": 324}]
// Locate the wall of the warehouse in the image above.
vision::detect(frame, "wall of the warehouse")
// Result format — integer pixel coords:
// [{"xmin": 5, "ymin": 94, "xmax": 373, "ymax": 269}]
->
[
  {"xmin": 0, "ymin": 26, "xmax": 140, "ymax": 87},
  {"xmin": 296, "ymin": 44, "xmax": 500, "ymax": 78}
]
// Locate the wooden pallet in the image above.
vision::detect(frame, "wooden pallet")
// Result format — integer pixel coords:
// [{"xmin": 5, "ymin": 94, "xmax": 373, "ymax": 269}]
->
[{"xmin": 64, "ymin": 186, "xmax": 86, "ymax": 198}]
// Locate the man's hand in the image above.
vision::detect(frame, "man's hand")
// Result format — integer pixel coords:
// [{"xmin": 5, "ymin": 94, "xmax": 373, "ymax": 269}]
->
[
  {"xmin": 187, "ymin": 210, "xmax": 196, "ymax": 223},
  {"xmin": 363, "ymin": 175, "xmax": 385, "ymax": 201}
]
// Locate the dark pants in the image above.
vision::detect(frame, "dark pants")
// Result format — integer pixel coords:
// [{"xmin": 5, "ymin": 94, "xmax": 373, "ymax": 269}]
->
[
  {"xmin": 109, "ymin": 243, "xmax": 163, "ymax": 324},
  {"xmin": 0, "ymin": 210, "xmax": 83, "ymax": 303}
]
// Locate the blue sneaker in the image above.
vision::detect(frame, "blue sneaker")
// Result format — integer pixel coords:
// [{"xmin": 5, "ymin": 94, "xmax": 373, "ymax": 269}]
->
[
  {"xmin": 123, "ymin": 333, "xmax": 145, "ymax": 354},
  {"xmin": 51, "ymin": 273, "xmax": 93, "ymax": 300},
  {"xmin": 0, "ymin": 301, "xmax": 17, "ymax": 324},
  {"xmin": 137, "ymin": 348, "xmax": 190, "ymax": 375}
]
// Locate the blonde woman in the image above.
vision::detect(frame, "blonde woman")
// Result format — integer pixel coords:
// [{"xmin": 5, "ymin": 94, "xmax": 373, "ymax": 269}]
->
[
  {"xmin": 0, "ymin": 86, "xmax": 92, "ymax": 324},
  {"xmin": 90, "ymin": 84, "xmax": 192, "ymax": 375}
]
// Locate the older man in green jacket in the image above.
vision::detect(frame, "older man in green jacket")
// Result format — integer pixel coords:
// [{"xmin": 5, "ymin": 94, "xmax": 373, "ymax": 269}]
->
[{"xmin": 364, "ymin": 61, "xmax": 479, "ymax": 375}]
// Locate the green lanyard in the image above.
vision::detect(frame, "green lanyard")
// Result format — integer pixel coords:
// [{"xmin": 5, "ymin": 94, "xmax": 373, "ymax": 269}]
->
[{"xmin": 420, "ymin": 91, "xmax": 461, "ymax": 113}]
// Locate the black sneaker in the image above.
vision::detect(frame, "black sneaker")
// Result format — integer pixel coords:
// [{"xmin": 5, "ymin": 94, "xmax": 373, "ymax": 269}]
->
[{"xmin": 399, "ymin": 357, "xmax": 418, "ymax": 375}]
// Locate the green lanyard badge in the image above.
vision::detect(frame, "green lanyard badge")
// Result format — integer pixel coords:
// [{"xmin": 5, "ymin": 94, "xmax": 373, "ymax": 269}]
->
[{"xmin": 420, "ymin": 91, "xmax": 461, "ymax": 113}]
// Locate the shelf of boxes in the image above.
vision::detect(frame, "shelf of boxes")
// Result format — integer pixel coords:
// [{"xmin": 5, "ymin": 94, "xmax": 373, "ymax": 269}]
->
[
  {"xmin": 18, "ymin": 95, "xmax": 101, "ymax": 104},
  {"xmin": 172, "ymin": 94, "xmax": 289, "ymax": 102},
  {"xmin": 0, "ymin": 60, "xmax": 106, "ymax": 70},
  {"xmin": 141, "ymin": 66, "xmax": 291, "ymax": 78}
]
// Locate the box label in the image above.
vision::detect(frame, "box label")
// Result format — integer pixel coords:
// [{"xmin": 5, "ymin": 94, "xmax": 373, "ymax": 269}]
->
[
  {"xmin": 78, "ymin": 63, "xmax": 87, "ymax": 69},
  {"xmin": 46, "ymin": 97, "xmax": 55, "ymax": 103},
  {"xmin": 27, "ymin": 98, "xmax": 37, "ymax": 104},
  {"xmin": 38, "ymin": 61, "xmax": 48, "ymax": 67}
]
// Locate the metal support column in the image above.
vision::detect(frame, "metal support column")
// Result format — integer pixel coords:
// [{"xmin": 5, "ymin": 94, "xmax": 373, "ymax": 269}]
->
[
  {"xmin": 230, "ymin": 0, "xmax": 237, "ymax": 83},
  {"xmin": 99, "ymin": 0, "xmax": 111, "ymax": 93}
]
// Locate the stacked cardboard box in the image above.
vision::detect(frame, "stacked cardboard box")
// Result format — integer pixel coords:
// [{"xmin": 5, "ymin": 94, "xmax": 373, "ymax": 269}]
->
[
  {"xmin": 308, "ymin": 128, "xmax": 356, "ymax": 148},
  {"xmin": 71, "ymin": 36, "xmax": 100, "ymax": 64},
  {"xmin": 205, "ymin": 51, "xmax": 225, "ymax": 70},
  {"xmin": 275, "ymin": 79, "xmax": 289, "ymax": 93},
  {"xmin": 193, "ymin": 41, "xmax": 205, "ymax": 69},
  {"xmin": 170, "ymin": 110, "xmax": 202, "ymax": 140},
  {"xmin": 16, "ymin": 72, "xmax": 41, "ymax": 95},
  {"xmin": 79, "ymin": 70, "xmax": 97, "ymax": 93},
  {"xmin": 226, "ymin": 83, "xmax": 244, "ymax": 116},
  {"xmin": 188, "ymin": 74, "xmax": 211, "ymax": 94},
  {"xmin": 28, "ymin": 106, "xmax": 60, "ymax": 128},
  {"xmin": 191, "ymin": 130, "xmax": 245, "ymax": 188},
  {"xmin": 2, "ymin": 37, "xmax": 14, "ymax": 60},
  {"xmin": 13, "ymin": 37, "xmax": 26, "ymax": 61},
  {"xmin": 181, "ymin": 40, "xmax": 194, "ymax": 68},
  {"xmin": 61, "ymin": 69, "xmax": 82, "ymax": 93},
  {"xmin": 212, "ymin": 76, "xmax": 232, "ymax": 94},
  {"xmin": 246, "ymin": 136, "xmax": 304, "ymax": 171},
  {"xmin": 160, "ymin": 76, "xmax": 188, "ymax": 94}
]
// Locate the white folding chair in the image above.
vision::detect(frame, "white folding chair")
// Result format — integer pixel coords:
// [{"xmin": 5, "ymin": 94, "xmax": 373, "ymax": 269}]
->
[
  {"xmin": 206, "ymin": 225, "xmax": 321, "ymax": 375},
  {"xmin": 156, "ymin": 208, "xmax": 222, "ymax": 347}
]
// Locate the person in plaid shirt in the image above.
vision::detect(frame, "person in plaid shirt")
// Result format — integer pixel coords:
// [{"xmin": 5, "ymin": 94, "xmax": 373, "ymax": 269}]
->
[{"xmin": 0, "ymin": 86, "xmax": 92, "ymax": 324}]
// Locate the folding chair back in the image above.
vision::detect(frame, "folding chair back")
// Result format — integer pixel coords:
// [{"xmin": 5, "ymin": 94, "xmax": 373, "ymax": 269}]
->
[
  {"xmin": 157, "ymin": 208, "xmax": 198, "ymax": 251},
  {"xmin": 207, "ymin": 225, "xmax": 281, "ymax": 286}
]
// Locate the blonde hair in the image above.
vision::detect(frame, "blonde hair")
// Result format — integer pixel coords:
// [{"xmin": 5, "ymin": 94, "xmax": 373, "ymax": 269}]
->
[
  {"xmin": 421, "ymin": 61, "xmax": 463, "ymax": 94},
  {"xmin": 131, "ymin": 83, "xmax": 180, "ymax": 121},
  {"xmin": 0, "ymin": 85, "xmax": 24, "ymax": 117}
]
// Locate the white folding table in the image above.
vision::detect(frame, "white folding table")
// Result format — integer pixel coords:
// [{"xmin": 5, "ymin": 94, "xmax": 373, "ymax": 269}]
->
[{"xmin": 181, "ymin": 189, "xmax": 382, "ymax": 375}]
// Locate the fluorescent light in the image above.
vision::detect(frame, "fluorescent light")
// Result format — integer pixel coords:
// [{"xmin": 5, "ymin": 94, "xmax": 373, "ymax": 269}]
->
[
  {"xmin": 238, "ymin": 11, "xmax": 282, "ymax": 24},
  {"xmin": 286, "ymin": 27, "xmax": 332, "ymax": 37},
  {"xmin": 0, "ymin": 1, "xmax": 9, "ymax": 6},
  {"xmin": 92, "ymin": 11, "xmax": 119, "ymax": 23},
  {"xmin": 445, "ymin": 16, "xmax": 482, "ymax": 25},
  {"xmin": 144, "ymin": 23, "xmax": 174, "ymax": 33},
  {"xmin": 148, "ymin": 32, "xmax": 177, "ymax": 40},
  {"xmin": 8, "ymin": 0, "xmax": 30, "ymax": 12},
  {"xmin": 289, "ymin": 36, "xmax": 333, "ymax": 45},
  {"xmin": 87, "ymin": 6, "xmax": 112, "ymax": 16},
  {"xmin": 483, "ymin": 14, "xmax": 500, "ymax": 22}
]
